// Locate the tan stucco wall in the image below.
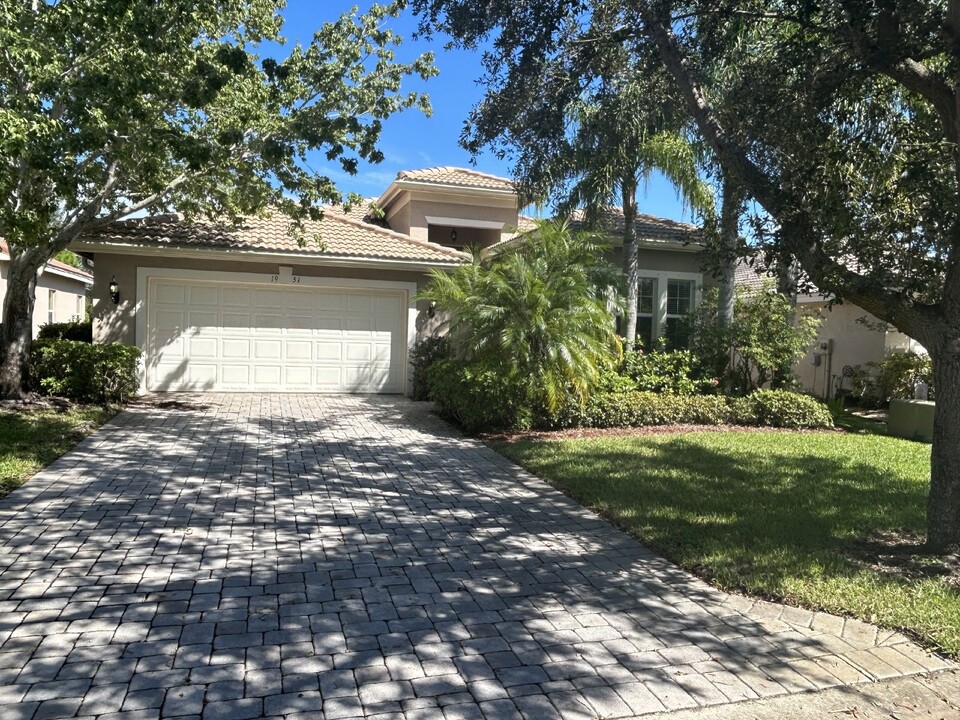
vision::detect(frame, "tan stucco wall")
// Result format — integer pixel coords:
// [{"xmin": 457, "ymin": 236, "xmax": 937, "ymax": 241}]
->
[
  {"xmin": 795, "ymin": 300, "xmax": 888, "ymax": 398},
  {"xmin": 607, "ymin": 246, "xmax": 706, "ymax": 278},
  {"xmin": 91, "ymin": 252, "xmax": 435, "ymax": 347},
  {"xmin": 0, "ymin": 259, "xmax": 89, "ymax": 336},
  {"xmin": 387, "ymin": 190, "xmax": 519, "ymax": 244}
]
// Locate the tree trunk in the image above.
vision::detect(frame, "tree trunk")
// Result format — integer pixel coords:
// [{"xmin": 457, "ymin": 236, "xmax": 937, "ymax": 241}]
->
[
  {"xmin": 928, "ymin": 336, "xmax": 960, "ymax": 549},
  {"xmin": 0, "ymin": 245, "xmax": 46, "ymax": 399},
  {"xmin": 773, "ymin": 252, "xmax": 799, "ymax": 389},
  {"xmin": 621, "ymin": 179, "xmax": 640, "ymax": 352}
]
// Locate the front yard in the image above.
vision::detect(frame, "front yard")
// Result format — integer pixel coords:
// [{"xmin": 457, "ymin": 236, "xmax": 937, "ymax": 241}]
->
[
  {"xmin": 492, "ymin": 430, "xmax": 960, "ymax": 657},
  {"xmin": 0, "ymin": 403, "xmax": 117, "ymax": 500}
]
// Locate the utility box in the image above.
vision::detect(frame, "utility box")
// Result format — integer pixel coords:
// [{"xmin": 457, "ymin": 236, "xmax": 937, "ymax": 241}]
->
[{"xmin": 888, "ymin": 399, "xmax": 935, "ymax": 443}]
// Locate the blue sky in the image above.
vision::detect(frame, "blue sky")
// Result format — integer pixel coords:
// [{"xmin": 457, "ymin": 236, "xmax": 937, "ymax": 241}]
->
[{"xmin": 279, "ymin": 1, "xmax": 698, "ymax": 223}]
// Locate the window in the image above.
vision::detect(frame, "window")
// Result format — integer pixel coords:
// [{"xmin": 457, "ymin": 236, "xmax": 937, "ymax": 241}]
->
[
  {"xmin": 75, "ymin": 294, "xmax": 84, "ymax": 322},
  {"xmin": 636, "ymin": 278, "xmax": 656, "ymax": 349},
  {"xmin": 623, "ymin": 273, "xmax": 701, "ymax": 350},
  {"xmin": 47, "ymin": 289, "xmax": 56, "ymax": 325},
  {"xmin": 664, "ymin": 279, "xmax": 695, "ymax": 349}
]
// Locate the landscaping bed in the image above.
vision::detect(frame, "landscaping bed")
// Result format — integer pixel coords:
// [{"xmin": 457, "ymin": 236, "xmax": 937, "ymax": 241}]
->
[
  {"xmin": 0, "ymin": 401, "xmax": 117, "ymax": 500},
  {"xmin": 490, "ymin": 428, "xmax": 960, "ymax": 657}
]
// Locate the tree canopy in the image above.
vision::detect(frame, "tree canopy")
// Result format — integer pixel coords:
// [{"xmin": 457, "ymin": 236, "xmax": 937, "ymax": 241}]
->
[
  {"xmin": 0, "ymin": 0, "xmax": 436, "ymax": 396},
  {"xmin": 410, "ymin": 0, "xmax": 960, "ymax": 547}
]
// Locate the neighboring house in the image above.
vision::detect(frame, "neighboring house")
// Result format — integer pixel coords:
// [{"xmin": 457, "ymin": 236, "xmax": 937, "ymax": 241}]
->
[
  {"xmin": 0, "ymin": 240, "xmax": 93, "ymax": 337},
  {"xmin": 734, "ymin": 262, "xmax": 925, "ymax": 398},
  {"xmin": 71, "ymin": 166, "xmax": 710, "ymax": 395}
]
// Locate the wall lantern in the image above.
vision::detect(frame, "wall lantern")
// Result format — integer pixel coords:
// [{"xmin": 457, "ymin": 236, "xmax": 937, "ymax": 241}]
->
[
  {"xmin": 449, "ymin": 229, "xmax": 458, "ymax": 243},
  {"xmin": 109, "ymin": 277, "xmax": 120, "ymax": 305},
  {"xmin": 427, "ymin": 301, "xmax": 437, "ymax": 319}
]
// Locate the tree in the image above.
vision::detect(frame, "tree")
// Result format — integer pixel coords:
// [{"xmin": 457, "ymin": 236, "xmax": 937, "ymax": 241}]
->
[
  {"xmin": 410, "ymin": 0, "xmax": 960, "ymax": 549},
  {"xmin": 0, "ymin": 0, "xmax": 435, "ymax": 398},
  {"xmin": 690, "ymin": 283, "xmax": 821, "ymax": 395},
  {"xmin": 416, "ymin": 221, "xmax": 621, "ymax": 415}
]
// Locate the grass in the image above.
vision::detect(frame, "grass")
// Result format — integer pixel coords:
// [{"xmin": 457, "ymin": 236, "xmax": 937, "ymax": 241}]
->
[
  {"xmin": 0, "ymin": 404, "xmax": 117, "ymax": 500},
  {"xmin": 491, "ymin": 430, "xmax": 960, "ymax": 657}
]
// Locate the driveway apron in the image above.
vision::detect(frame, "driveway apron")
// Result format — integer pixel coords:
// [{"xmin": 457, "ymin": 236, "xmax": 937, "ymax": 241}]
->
[{"xmin": 0, "ymin": 394, "xmax": 951, "ymax": 720}]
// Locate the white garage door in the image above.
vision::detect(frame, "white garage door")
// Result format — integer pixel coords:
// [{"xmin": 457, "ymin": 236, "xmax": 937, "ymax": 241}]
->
[{"xmin": 145, "ymin": 276, "xmax": 408, "ymax": 393}]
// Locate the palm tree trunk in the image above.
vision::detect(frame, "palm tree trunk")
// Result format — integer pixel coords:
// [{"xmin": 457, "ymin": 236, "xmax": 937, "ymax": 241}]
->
[{"xmin": 621, "ymin": 178, "xmax": 640, "ymax": 351}]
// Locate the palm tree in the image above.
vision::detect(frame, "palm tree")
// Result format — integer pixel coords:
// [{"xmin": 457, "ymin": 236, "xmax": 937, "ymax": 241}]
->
[
  {"xmin": 556, "ymin": 73, "xmax": 715, "ymax": 351},
  {"xmin": 416, "ymin": 220, "xmax": 621, "ymax": 414}
]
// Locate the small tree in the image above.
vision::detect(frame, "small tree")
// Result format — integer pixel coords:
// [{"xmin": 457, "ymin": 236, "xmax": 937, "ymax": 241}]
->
[
  {"xmin": 417, "ymin": 221, "xmax": 621, "ymax": 421},
  {"xmin": 690, "ymin": 283, "xmax": 820, "ymax": 395}
]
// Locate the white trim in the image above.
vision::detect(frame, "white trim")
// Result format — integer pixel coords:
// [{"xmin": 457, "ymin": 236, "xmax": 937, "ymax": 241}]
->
[
  {"xmin": 424, "ymin": 215, "xmax": 506, "ymax": 230},
  {"xmin": 70, "ymin": 241, "xmax": 460, "ymax": 271},
  {"xmin": 638, "ymin": 270, "xmax": 703, "ymax": 342},
  {"xmin": 135, "ymin": 267, "xmax": 419, "ymax": 395}
]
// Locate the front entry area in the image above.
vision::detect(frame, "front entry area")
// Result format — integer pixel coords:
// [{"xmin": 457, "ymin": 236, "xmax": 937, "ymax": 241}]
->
[{"xmin": 142, "ymin": 270, "xmax": 413, "ymax": 393}]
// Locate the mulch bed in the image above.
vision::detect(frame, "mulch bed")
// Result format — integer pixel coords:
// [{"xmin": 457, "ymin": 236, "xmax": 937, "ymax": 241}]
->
[{"xmin": 483, "ymin": 423, "xmax": 838, "ymax": 444}]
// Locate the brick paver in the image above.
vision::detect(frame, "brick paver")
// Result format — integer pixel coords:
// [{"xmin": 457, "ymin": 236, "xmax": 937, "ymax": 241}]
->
[{"xmin": 0, "ymin": 394, "xmax": 951, "ymax": 719}]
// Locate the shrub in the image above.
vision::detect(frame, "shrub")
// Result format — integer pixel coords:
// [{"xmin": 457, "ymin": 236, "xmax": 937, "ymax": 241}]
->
[
  {"xmin": 427, "ymin": 359, "xmax": 533, "ymax": 432},
  {"xmin": 578, "ymin": 392, "xmax": 732, "ymax": 428},
  {"xmin": 851, "ymin": 352, "xmax": 933, "ymax": 406},
  {"xmin": 620, "ymin": 348, "xmax": 713, "ymax": 395},
  {"xmin": 32, "ymin": 339, "xmax": 141, "ymax": 403},
  {"xmin": 410, "ymin": 336, "xmax": 449, "ymax": 401},
  {"xmin": 731, "ymin": 389, "xmax": 834, "ymax": 429},
  {"xmin": 37, "ymin": 320, "xmax": 92, "ymax": 342}
]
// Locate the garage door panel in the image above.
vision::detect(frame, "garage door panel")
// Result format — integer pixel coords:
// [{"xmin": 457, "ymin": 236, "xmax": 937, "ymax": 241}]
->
[
  {"xmin": 147, "ymin": 277, "xmax": 407, "ymax": 393},
  {"xmin": 189, "ymin": 286, "xmax": 220, "ymax": 306}
]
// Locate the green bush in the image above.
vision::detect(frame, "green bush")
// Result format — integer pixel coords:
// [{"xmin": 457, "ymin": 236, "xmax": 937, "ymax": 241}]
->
[
  {"xmin": 580, "ymin": 391, "xmax": 732, "ymax": 428},
  {"xmin": 33, "ymin": 339, "xmax": 141, "ymax": 403},
  {"xmin": 851, "ymin": 352, "xmax": 933, "ymax": 406},
  {"xmin": 619, "ymin": 348, "xmax": 713, "ymax": 395},
  {"xmin": 427, "ymin": 359, "xmax": 533, "ymax": 432},
  {"xmin": 731, "ymin": 389, "xmax": 834, "ymax": 429},
  {"xmin": 37, "ymin": 320, "xmax": 92, "ymax": 342},
  {"xmin": 410, "ymin": 336, "xmax": 449, "ymax": 401}
]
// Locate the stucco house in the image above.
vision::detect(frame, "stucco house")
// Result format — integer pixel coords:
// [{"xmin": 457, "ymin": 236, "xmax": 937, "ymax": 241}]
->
[
  {"xmin": 71, "ymin": 167, "xmax": 710, "ymax": 395},
  {"xmin": 0, "ymin": 240, "xmax": 93, "ymax": 336}
]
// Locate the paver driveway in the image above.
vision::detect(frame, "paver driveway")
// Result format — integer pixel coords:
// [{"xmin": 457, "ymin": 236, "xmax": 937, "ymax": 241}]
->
[{"xmin": 0, "ymin": 395, "xmax": 951, "ymax": 720}]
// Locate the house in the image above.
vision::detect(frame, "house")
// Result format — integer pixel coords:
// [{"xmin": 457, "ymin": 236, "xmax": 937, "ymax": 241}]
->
[
  {"xmin": 71, "ymin": 166, "xmax": 712, "ymax": 395},
  {"xmin": 0, "ymin": 240, "xmax": 94, "ymax": 336},
  {"xmin": 734, "ymin": 261, "xmax": 925, "ymax": 398}
]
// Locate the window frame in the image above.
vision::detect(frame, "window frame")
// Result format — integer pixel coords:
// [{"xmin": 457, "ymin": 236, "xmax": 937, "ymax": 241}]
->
[{"xmin": 635, "ymin": 270, "xmax": 702, "ymax": 347}]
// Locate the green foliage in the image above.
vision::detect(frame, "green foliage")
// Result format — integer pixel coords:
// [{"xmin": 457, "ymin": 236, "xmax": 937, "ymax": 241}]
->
[
  {"xmin": 37, "ymin": 321, "xmax": 92, "ymax": 343},
  {"xmin": 0, "ymin": 0, "xmax": 437, "ymax": 396},
  {"xmin": 417, "ymin": 220, "xmax": 621, "ymax": 424},
  {"xmin": 427, "ymin": 359, "xmax": 533, "ymax": 432},
  {"xmin": 851, "ymin": 352, "xmax": 934, "ymax": 407},
  {"xmin": 577, "ymin": 392, "xmax": 732, "ymax": 429},
  {"xmin": 32, "ymin": 340, "xmax": 141, "ymax": 404},
  {"xmin": 410, "ymin": 336, "xmax": 449, "ymax": 401},
  {"xmin": 690, "ymin": 285, "xmax": 820, "ymax": 395},
  {"xmin": 54, "ymin": 250, "xmax": 85, "ymax": 269},
  {"xmin": 731, "ymin": 390, "xmax": 834, "ymax": 429},
  {"xmin": 619, "ymin": 348, "xmax": 714, "ymax": 396}
]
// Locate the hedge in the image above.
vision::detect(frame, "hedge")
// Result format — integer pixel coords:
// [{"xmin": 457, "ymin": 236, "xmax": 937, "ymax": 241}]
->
[{"xmin": 32, "ymin": 339, "xmax": 141, "ymax": 403}]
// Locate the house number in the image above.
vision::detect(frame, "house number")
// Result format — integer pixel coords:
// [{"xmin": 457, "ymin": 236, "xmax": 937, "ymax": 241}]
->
[{"xmin": 270, "ymin": 275, "xmax": 302, "ymax": 284}]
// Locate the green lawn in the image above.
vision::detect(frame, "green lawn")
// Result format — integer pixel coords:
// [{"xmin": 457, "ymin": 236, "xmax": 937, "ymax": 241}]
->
[
  {"xmin": 492, "ymin": 431, "xmax": 960, "ymax": 657},
  {"xmin": 0, "ymin": 405, "xmax": 117, "ymax": 500}
]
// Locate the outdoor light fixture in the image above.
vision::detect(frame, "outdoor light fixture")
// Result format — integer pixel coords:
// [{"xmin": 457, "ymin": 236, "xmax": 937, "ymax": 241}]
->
[
  {"xmin": 427, "ymin": 301, "xmax": 437, "ymax": 319},
  {"xmin": 450, "ymin": 229, "xmax": 458, "ymax": 243},
  {"xmin": 109, "ymin": 277, "xmax": 120, "ymax": 305}
]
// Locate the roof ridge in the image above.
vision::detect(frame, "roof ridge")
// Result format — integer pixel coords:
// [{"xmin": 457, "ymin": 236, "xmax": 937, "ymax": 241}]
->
[{"xmin": 398, "ymin": 165, "xmax": 514, "ymax": 185}]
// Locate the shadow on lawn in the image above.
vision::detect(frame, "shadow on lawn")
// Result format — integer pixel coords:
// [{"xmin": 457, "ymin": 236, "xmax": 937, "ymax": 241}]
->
[{"xmin": 494, "ymin": 433, "xmax": 940, "ymax": 592}]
